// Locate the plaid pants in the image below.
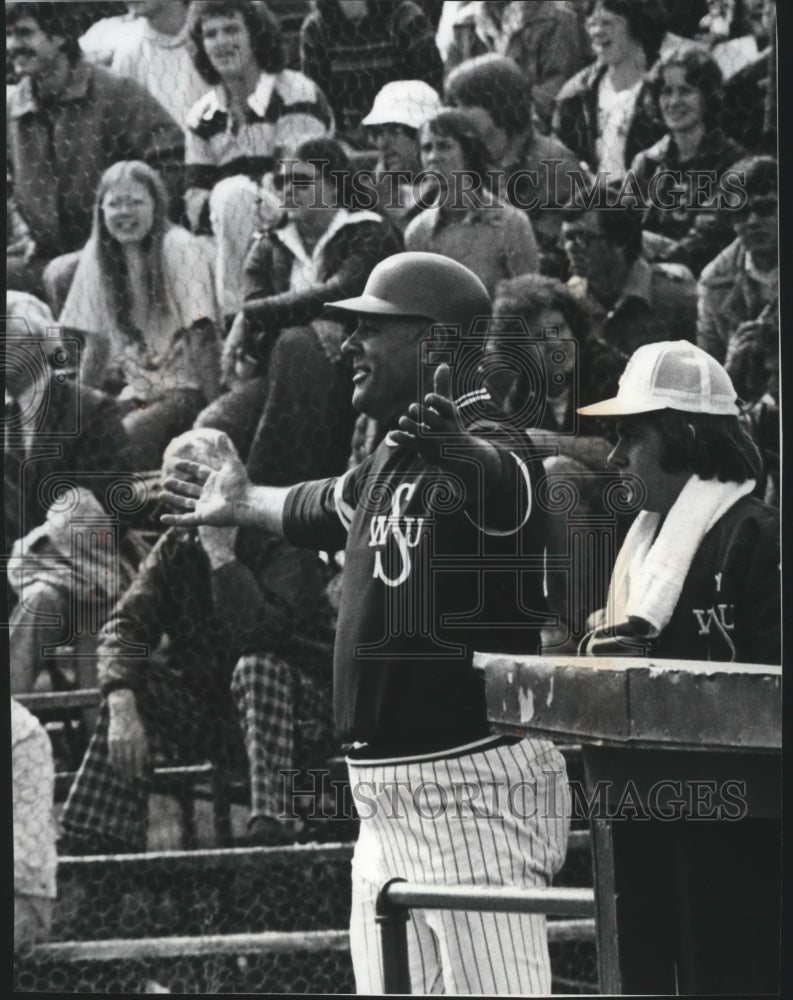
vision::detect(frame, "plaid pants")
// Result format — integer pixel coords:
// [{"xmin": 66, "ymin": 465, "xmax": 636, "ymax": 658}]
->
[{"xmin": 62, "ymin": 653, "xmax": 333, "ymax": 850}]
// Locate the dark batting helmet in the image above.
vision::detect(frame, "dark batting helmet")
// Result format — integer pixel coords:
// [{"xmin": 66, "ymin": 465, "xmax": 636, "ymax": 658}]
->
[{"xmin": 326, "ymin": 252, "xmax": 492, "ymax": 335}]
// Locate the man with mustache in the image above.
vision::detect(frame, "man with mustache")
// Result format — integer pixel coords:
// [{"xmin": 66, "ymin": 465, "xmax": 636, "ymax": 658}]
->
[{"xmin": 6, "ymin": 1, "xmax": 183, "ymax": 299}]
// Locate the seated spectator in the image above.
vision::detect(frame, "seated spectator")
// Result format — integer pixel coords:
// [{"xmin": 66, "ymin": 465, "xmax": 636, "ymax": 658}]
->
[
  {"xmin": 562, "ymin": 179, "xmax": 697, "ymax": 363},
  {"xmin": 444, "ymin": 53, "xmax": 580, "ymax": 277},
  {"xmin": 553, "ymin": 0, "xmax": 667, "ymax": 181},
  {"xmin": 100, "ymin": 1, "xmax": 208, "ymax": 132},
  {"xmin": 6, "ymin": 1, "xmax": 184, "ymax": 298},
  {"xmin": 197, "ymin": 137, "xmax": 402, "ymax": 485},
  {"xmin": 266, "ymin": 0, "xmax": 312, "ymax": 69},
  {"xmin": 7, "ymin": 488, "xmax": 136, "ymax": 701},
  {"xmin": 405, "ymin": 109, "xmax": 539, "ymax": 295},
  {"xmin": 13, "ymin": 698, "xmax": 57, "ymax": 950},
  {"xmin": 480, "ymin": 274, "xmax": 622, "ymax": 650},
  {"xmin": 299, "ymin": 0, "xmax": 443, "ymax": 144},
  {"xmin": 184, "ymin": 0, "xmax": 333, "ymax": 319},
  {"xmin": 659, "ymin": 0, "xmax": 710, "ymax": 41},
  {"xmin": 697, "ymin": 155, "xmax": 778, "ymax": 503},
  {"xmin": 631, "ymin": 45, "xmax": 745, "ymax": 277},
  {"xmin": 360, "ymin": 79, "xmax": 442, "ymax": 233},
  {"xmin": 59, "ymin": 429, "xmax": 337, "ymax": 853},
  {"xmin": 696, "ymin": 156, "xmax": 777, "ymax": 364},
  {"xmin": 720, "ymin": 0, "xmax": 776, "ymax": 153},
  {"xmin": 444, "ymin": 1, "xmax": 589, "ymax": 135},
  {"xmin": 58, "ymin": 160, "xmax": 222, "ymax": 471},
  {"xmin": 5, "ymin": 292, "xmax": 142, "ymax": 708},
  {"xmin": 4, "ymin": 292, "xmax": 131, "ymax": 555}
]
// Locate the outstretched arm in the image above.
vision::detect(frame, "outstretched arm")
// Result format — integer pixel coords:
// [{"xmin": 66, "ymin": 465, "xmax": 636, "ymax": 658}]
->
[{"xmin": 160, "ymin": 449, "xmax": 290, "ymax": 534}]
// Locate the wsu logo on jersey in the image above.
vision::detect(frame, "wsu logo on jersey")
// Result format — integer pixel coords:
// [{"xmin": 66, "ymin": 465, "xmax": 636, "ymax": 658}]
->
[
  {"xmin": 368, "ymin": 482, "xmax": 425, "ymax": 587},
  {"xmin": 691, "ymin": 604, "xmax": 735, "ymax": 636}
]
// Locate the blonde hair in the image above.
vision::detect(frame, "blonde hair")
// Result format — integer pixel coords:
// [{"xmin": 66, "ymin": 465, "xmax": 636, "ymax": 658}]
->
[{"xmin": 90, "ymin": 161, "xmax": 172, "ymax": 341}]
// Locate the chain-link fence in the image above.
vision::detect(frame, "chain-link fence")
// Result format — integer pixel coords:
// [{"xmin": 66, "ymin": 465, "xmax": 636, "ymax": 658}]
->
[{"xmin": 8, "ymin": 0, "xmax": 779, "ymax": 993}]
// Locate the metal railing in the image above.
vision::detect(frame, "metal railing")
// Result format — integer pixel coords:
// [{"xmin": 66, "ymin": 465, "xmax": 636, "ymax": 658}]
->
[{"xmin": 375, "ymin": 879, "xmax": 596, "ymax": 994}]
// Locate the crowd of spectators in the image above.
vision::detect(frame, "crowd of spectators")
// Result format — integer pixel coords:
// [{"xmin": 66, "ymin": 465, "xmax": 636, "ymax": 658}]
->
[{"xmin": 6, "ymin": 0, "xmax": 779, "ymax": 877}]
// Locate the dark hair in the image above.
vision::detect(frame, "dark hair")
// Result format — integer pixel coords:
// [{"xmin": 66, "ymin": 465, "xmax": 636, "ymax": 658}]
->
[
  {"xmin": 730, "ymin": 155, "xmax": 778, "ymax": 199},
  {"xmin": 648, "ymin": 45, "xmax": 724, "ymax": 132},
  {"xmin": 586, "ymin": 0, "xmax": 667, "ymax": 64},
  {"xmin": 419, "ymin": 109, "xmax": 491, "ymax": 190},
  {"xmin": 493, "ymin": 274, "xmax": 592, "ymax": 345},
  {"xmin": 187, "ymin": 0, "xmax": 285, "ymax": 83},
  {"xmin": 314, "ymin": 0, "xmax": 379, "ymax": 23},
  {"xmin": 727, "ymin": 0, "xmax": 772, "ymax": 39},
  {"xmin": 658, "ymin": 0, "xmax": 709, "ymax": 39},
  {"xmin": 287, "ymin": 136, "xmax": 358, "ymax": 208},
  {"xmin": 561, "ymin": 179, "xmax": 645, "ymax": 264},
  {"xmin": 6, "ymin": 1, "xmax": 83, "ymax": 64},
  {"xmin": 625, "ymin": 410, "xmax": 763, "ymax": 482},
  {"xmin": 444, "ymin": 54, "xmax": 534, "ymax": 138}
]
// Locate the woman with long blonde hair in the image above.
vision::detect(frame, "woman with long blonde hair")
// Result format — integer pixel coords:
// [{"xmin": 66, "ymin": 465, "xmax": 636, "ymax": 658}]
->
[{"xmin": 60, "ymin": 160, "xmax": 222, "ymax": 469}]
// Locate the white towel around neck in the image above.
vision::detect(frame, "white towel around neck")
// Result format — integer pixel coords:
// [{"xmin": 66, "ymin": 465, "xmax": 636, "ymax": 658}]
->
[{"xmin": 605, "ymin": 475, "xmax": 756, "ymax": 636}]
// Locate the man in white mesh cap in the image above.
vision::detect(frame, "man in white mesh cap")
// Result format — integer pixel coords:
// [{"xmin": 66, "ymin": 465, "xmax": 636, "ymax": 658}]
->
[
  {"xmin": 360, "ymin": 79, "xmax": 441, "ymax": 231},
  {"xmin": 578, "ymin": 340, "xmax": 781, "ymax": 995},
  {"xmin": 577, "ymin": 339, "xmax": 780, "ymax": 665}
]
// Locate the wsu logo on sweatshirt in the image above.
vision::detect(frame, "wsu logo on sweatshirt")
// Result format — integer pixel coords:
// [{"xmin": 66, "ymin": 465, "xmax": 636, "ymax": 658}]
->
[{"xmin": 368, "ymin": 482, "xmax": 426, "ymax": 587}]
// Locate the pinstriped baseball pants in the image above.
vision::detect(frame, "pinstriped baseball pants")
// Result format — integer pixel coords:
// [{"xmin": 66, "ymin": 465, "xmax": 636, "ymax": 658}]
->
[{"xmin": 347, "ymin": 738, "xmax": 571, "ymax": 995}]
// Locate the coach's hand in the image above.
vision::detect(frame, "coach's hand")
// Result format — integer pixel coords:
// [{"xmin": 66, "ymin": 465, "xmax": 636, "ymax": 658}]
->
[
  {"xmin": 160, "ymin": 450, "xmax": 252, "ymax": 528},
  {"xmin": 108, "ymin": 690, "xmax": 148, "ymax": 780},
  {"xmin": 391, "ymin": 363, "xmax": 500, "ymax": 495}
]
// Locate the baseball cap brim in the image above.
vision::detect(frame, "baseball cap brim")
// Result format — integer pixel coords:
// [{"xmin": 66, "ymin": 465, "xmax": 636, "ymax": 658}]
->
[
  {"xmin": 577, "ymin": 396, "xmax": 667, "ymax": 417},
  {"xmin": 324, "ymin": 293, "xmax": 430, "ymax": 318}
]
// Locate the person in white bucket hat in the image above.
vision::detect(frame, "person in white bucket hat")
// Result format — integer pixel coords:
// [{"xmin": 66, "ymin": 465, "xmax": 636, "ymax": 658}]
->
[
  {"xmin": 577, "ymin": 339, "xmax": 779, "ymax": 664},
  {"xmin": 361, "ymin": 80, "xmax": 442, "ymax": 230},
  {"xmin": 361, "ymin": 80, "xmax": 441, "ymax": 170}
]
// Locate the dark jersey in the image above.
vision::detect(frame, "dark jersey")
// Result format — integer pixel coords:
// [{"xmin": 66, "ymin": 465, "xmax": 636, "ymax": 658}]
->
[
  {"xmin": 651, "ymin": 495, "xmax": 780, "ymax": 666},
  {"xmin": 283, "ymin": 390, "xmax": 549, "ymax": 754}
]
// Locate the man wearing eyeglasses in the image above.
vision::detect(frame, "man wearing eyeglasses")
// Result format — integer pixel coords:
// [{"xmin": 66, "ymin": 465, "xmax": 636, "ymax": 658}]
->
[
  {"xmin": 561, "ymin": 180, "xmax": 698, "ymax": 366},
  {"xmin": 697, "ymin": 155, "xmax": 778, "ymax": 367},
  {"xmin": 697, "ymin": 155, "xmax": 778, "ymax": 503}
]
